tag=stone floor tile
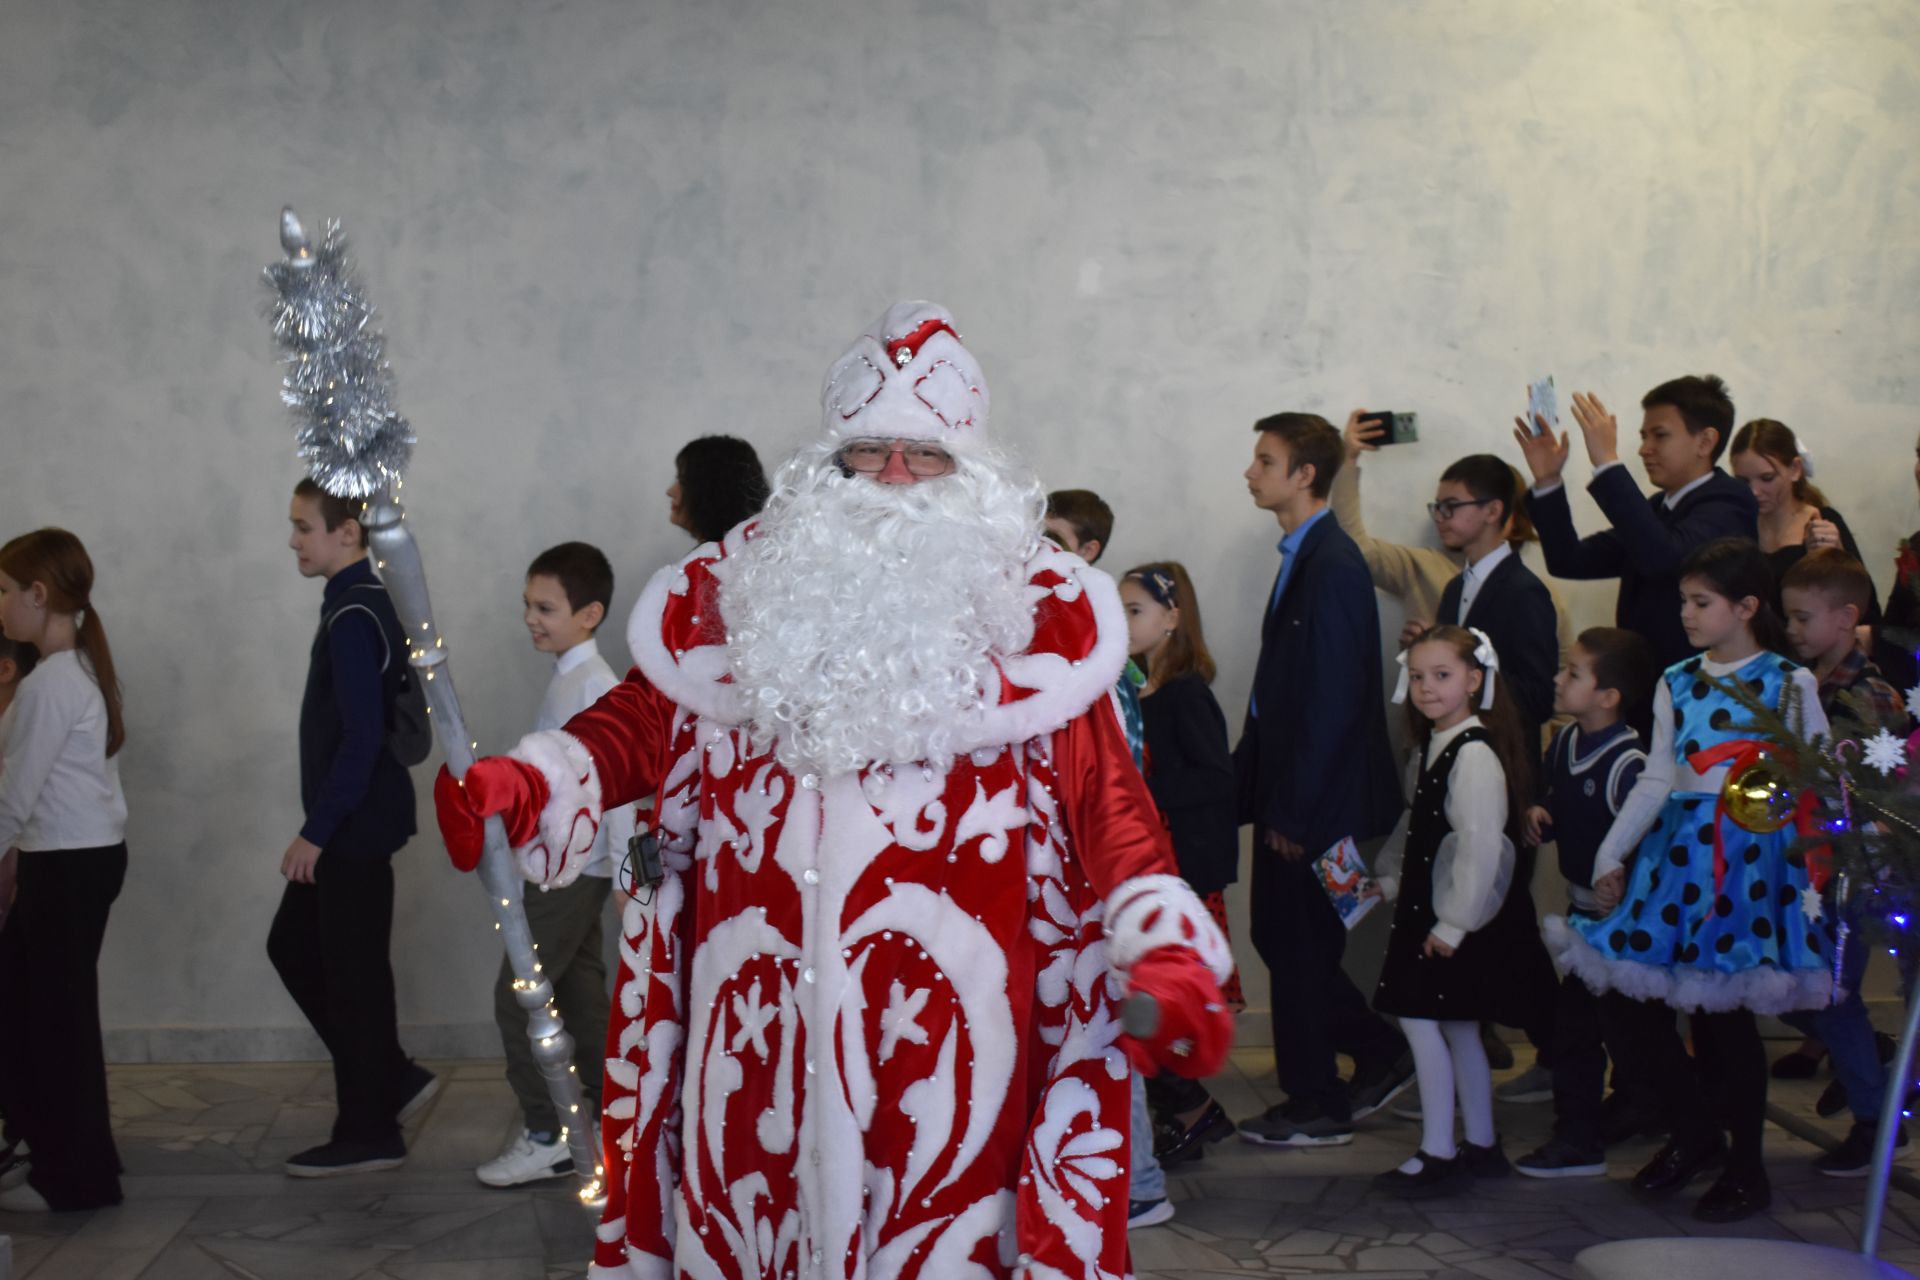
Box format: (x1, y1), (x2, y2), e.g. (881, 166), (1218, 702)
(124, 1237), (237, 1279)
(387, 1261), (544, 1280)
(196, 1236), (398, 1279)
(1355, 1243), (1438, 1269)
(25, 1199), (201, 1280)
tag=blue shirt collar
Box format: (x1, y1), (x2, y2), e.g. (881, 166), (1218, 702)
(1277, 505), (1330, 556)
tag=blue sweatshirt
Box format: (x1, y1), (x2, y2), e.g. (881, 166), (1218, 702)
(299, 558), (417, 858)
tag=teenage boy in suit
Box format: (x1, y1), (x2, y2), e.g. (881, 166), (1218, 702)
(1516, 375), (1758, 671)
(1234, 413), (1411, 1147)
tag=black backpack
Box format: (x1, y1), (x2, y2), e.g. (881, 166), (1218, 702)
(326, 583), (435, 767)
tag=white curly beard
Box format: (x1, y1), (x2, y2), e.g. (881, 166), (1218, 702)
(712, 439), (1046, 778)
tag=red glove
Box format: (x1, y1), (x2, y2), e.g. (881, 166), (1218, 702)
(433, 758), (549, 873)
(1118, 946), (1233, 1078)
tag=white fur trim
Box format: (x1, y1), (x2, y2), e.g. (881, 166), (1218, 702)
(627, 531), (1129, 757)
(507, 729), (604, 889)
(1102, 874), (1234, 984)
(1543, 914), (1832, 1015)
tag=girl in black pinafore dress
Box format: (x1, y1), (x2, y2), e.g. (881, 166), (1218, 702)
(1371, 626), (1538, 1199)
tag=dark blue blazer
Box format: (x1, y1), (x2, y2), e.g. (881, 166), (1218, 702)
(1233, 514), (1403, 853)
(1525, 466), (1757, 670)
(1439, 551), (1559, 753)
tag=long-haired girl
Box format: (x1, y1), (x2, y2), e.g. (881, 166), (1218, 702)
(1371, 625), (1537, 1197)
(0, 528), (129, 1212)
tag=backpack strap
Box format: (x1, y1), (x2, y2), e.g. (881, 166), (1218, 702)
(327, 583), (406, 676)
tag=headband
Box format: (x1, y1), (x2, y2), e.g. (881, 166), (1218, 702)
(1392, 626), (1501, 711)
(1127, 569), (1179, 611)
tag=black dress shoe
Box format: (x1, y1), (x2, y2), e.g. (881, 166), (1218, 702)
(1692, 1164), (1771, 1222)
(1631, 1136), (1726, 1199)
(1154, 1100), (1236, 1165)
(1373, 1150), (1473, 1199)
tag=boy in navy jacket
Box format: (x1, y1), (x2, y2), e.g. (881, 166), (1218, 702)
(1516, 376), (1758, 671)
(1234, 413), (1409, 1147)
(268, 479), (431, 1177)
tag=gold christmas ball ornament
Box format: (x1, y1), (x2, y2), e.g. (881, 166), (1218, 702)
(1722, 755), (1797, 833)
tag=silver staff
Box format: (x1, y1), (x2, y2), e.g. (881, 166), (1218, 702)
(262, 207), (602, 1204)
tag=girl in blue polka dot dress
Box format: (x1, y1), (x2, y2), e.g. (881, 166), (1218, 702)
(1547, 538), (1831, 1222)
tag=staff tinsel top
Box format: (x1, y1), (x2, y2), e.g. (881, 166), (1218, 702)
(263, 207), (415, 498)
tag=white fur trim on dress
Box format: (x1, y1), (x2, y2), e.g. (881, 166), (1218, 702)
(1543, 915), (1831, 1016)
(507, 729), (604, 889)
(1102, 874), (1234, 984)
(627, 528), (1130, 758)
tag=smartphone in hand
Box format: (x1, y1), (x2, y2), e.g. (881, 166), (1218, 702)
(1366, 411), (1419, 445)
(1526, 377), (1557, 437)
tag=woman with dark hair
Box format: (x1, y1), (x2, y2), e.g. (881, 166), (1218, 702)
(1729, 419), (1865, 579)
(667, 435), (770, 544)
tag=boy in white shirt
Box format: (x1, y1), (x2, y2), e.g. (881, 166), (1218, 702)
(477, 542), (634, 1187)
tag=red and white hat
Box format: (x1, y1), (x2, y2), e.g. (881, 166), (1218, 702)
(819, 301), (989, 446)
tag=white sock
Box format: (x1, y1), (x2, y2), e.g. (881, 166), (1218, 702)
(1401, 1017), (1457, 1164)
(1441, 1019), (1495, 1148)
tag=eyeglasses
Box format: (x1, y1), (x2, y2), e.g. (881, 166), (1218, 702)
(1427, 497), (1497, 520)
(837, 439), (956, 477)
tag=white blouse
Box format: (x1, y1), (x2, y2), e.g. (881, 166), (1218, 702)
(0, 649), (128, 853)
(1375, 715), (1515, 949)
(1590, 653), (1828, 885)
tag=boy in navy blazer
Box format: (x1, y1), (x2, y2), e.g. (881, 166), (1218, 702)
(1517, 375), (1758, 670)
(1234, 413), (1410, 1147)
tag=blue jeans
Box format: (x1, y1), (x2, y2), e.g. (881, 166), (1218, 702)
(1783, 918), (1884, 1124)
(1129, 1069), (1165, 1201)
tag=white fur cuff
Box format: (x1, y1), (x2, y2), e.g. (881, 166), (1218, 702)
(1103, 874), (1234, 984)
(508, 730), (605, 889)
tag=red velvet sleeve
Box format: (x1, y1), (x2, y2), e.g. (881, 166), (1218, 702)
(561, 666), (678, 809)
(1052, 697), (1182, 895)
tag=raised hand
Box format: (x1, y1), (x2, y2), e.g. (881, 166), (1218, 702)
(1343, 409), (1388, 462)
(1513, 414), (1571, 488)
(1570, 391), (1620, 467)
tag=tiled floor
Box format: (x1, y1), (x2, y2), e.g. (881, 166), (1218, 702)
(2, 1046), (1916, 1278)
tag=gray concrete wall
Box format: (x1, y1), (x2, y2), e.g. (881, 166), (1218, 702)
(0, 0), (1914, 1060)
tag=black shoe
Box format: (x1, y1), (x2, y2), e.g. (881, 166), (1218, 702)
(395, 1062), (441, 1125)
(1630, 1136), (1726, 1199)
(1816, 1078), (1848, 1119)
(1481, 1023), (1515, 1071)
(1373, 1150), (1473, 1199)
(1154, 1100), (1236, 1164)
(1349, 1048), (1417, 1120)
(1692, 1164), (1770, 1222)
(1459, 1137), (1511, 1179)
(1515, 1136), (1607, 1179)
(1815, 1121), (1909, 1178)
(1238, 1099), (1354, 1148)
(1600, 1090), (1667, 1147)
(1771, 1046), (1826, 1080)
(285, 1137), (406, 1178)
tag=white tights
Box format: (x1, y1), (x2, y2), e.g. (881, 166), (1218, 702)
(1400, 1017), (1494, 1167)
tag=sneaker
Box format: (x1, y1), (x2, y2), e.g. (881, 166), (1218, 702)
(1350, 1049), (1417, 1120)
(1494, 1063), (1554, 1104)
(1460, 1137), (1511, 1178)
(1238, 1101), (1354, 1148)
(0, 1180), (51, 1212)
(1373, 1150), (1472, 1199)
(1126, 1197), (1175, 1229)
(476, 1128), (574, 1188)
(285, 1137), (406, 1178)
(0, 1144), (29, 1191)
(1815, 1078), (1849, 1119)
(395, 1063), (441, 1125)
(1391, 1092), (1423, 1121)
(1815, 1121), (1909, 1178)
(1515, 1136), (1607, 1179)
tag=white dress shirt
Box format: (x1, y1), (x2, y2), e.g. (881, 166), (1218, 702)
(0, 650), (128, 853)
(537, 638), (633, 879)
(1374, 715), (1515, 949)
(1452, 542), (1513, 623)
(1590, 653), (1829, 883)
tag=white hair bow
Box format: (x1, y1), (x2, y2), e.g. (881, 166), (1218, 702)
(1391, 626), (1501, 711)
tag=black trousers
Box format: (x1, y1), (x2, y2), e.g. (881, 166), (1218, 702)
(1547, 973), (1608, 1150)
(1600, 993), (1766, 1170)
(1249, 846), (1405, 1119)
(0, 844), (127, 1210)
(266, 854), (412, 1143)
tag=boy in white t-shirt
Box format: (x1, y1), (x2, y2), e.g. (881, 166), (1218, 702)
(477, 542), (634, 1188)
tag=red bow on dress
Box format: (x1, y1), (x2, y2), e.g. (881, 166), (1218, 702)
(1687, 739), (1830, 894)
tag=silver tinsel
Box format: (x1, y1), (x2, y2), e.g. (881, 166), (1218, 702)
(262, 208), (415, 497)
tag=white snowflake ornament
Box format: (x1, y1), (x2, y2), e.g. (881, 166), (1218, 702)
(1862, 727), (1908, 777)
(1801, 886), (1825, 923)
(1907, 684), (1920, 722)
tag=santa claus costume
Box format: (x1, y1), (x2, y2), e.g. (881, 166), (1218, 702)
(436, 303), (1234, 1280)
